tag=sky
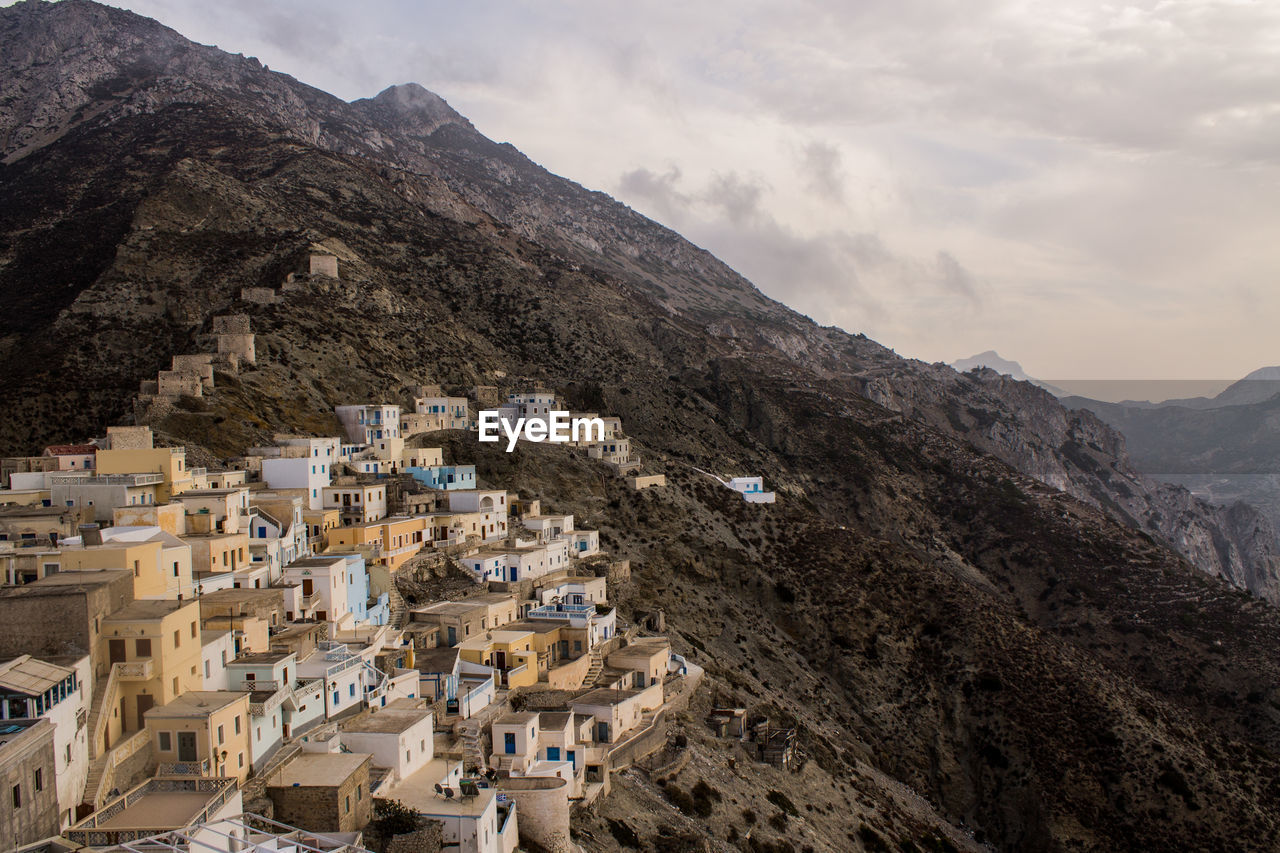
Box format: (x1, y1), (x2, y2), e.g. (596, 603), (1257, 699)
(71, 1), (1280, 382)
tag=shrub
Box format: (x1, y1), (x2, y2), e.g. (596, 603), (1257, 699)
(370, 798), (421, 837)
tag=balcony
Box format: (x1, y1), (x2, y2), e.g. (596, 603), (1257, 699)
(528, 603), (598, 621)
(113, 659), (155, 680)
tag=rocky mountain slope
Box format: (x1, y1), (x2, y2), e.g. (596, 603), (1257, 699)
(6, 2), (1280, 849)
(3, 0), (1274, 605)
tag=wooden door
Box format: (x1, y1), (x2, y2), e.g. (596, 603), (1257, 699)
(177, 731), (198, 762)
(108, 639), (126, 664)
(136, 694), (155, 725)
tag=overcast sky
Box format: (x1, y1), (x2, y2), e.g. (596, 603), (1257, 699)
(94, 0), (1280, 382)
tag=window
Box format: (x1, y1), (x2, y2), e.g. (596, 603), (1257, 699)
(133, 560), (140, 577)
(234, 715), (241, 735)
(34, 768), (42, 792)
(190, 621), (197, 638)
(345, 795), (351, 814)
(356, 784), (362, 801)
(405, 750), (410, 763)
(158, 731), (172, 751)
(12, 784), (20, 807)
(204, 661), (210, 679)
(173, 561), (180, 577)
(217, 725), (224, 745)
(238, 753), (244, 768)
(349, 683), (356, 697)
(172, 677), (179, 693)
(136, 638), (151, 657)
(173, 630), (181, 648)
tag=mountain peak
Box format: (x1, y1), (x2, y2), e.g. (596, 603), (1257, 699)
(951, 350), (1030, 380)
(352, 82), (472, 135)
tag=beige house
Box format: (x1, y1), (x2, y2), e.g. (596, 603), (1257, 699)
(605, 638), (672, 690)
(410, 593), (519, 647)
(99, 599), (204, 744)
(145, 690), (252, 781)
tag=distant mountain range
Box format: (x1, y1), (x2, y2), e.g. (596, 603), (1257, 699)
(954, 351), (1280, 530)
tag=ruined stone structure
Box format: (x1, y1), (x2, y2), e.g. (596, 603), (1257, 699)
(133, 315), (259, 423)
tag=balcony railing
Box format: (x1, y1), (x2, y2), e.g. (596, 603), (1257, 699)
(528, 603), (598, 621)
(113, 659), (155, 680)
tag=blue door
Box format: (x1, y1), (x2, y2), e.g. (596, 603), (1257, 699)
(504, 733), (516, 754)
(547, 746), (560, 761)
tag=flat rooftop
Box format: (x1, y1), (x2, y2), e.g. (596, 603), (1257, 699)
(0, 569), (128, 596)
(505, 619), (565, 635)
(494, 711), (539, 727)
(104, 599), (189, 622)
(610, 637), (671, 659)
(231, 650), (293, 665)
(385, 759), (493, 818)
(571, 687), (646, 707)
(341, 702), (431, 735)
(538, 712), (573, 730)
(414, 647), (458, 673)
(285, 557), (346, 570)
(148, 691), (246, 718)
(92, 792), (213, 830)
(198, 587), (285, 605)
(272, 752), (369, 787)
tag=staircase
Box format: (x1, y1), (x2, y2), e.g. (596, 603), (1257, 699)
(387, 581), (408, 629)
(85, 675), (110, 759)
(458, 722), (488, 774)
(81, 752), (110, 808)
(583, 648), (605, 688)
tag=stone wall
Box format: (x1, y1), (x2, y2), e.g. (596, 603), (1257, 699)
(385, 821), (443, 853)
(217, 333), (256, 367)
(268, 759), (372, 833)
(500, 776), (571, 853)
(212, 314), (251, 335)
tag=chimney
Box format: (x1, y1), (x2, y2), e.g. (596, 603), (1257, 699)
(78, 523), (103, 547)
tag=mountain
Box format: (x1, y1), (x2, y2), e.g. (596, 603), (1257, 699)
(951, 350), (1036, 382)
(1062, 367), (1280, 535)
(952, 350), (1066, 397)
(7, 2), (1280, 849)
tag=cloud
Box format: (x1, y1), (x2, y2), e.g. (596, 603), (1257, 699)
(97, 0), (1280, 379)
(797, 141), (845, 204)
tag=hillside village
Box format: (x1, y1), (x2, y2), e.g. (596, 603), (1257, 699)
(0, 276), (791, 853)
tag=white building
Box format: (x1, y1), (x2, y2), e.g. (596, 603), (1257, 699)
(200, 631), (234, 691)
(323, 484), (388, 526)
(281, 556), (351, 626)
(460, 540), (570, 584)
(445, 491), (508, 542)
(261, 457), (331, 511)
(338, 699), (435, 785)
(335, 405), (402, 445)
(726, 476), (776, 504)
(0, 654), (91, 828)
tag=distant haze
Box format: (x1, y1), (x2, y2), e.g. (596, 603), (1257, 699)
(70, 0), (1280, 381)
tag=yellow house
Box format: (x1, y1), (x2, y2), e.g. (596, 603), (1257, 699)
(457, 629), (538, 689)
(61, 537), (194, 600)
(303, 508), (341, 550)
(100, 600), (204, 738)
(145, 691), (252, 782)
(183, 531), (249, 574)
(327, 516), (428, 572)
(96, 446), (192, 501)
